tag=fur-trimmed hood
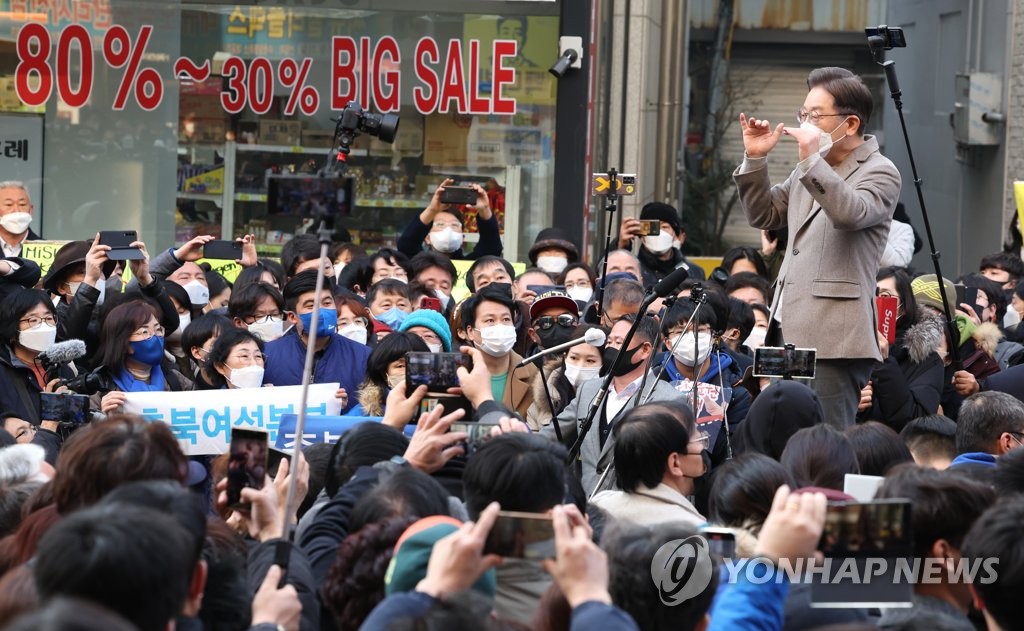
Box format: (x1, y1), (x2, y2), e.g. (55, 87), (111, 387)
(529, 357), (573, 420)
(973, 322), (1003, 358)
(357, 380), (385, 417)
(904, 310), (945, 364)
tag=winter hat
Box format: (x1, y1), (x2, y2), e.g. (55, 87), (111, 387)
(735, 380), (824, 460)
(640, 202), (682, 234)
(911, 274), (957, 315)
(41, 240), (117, 292)
(528, 228), (579, 265)
(384, 516), (497, 597)
(398, 309), (453, 351)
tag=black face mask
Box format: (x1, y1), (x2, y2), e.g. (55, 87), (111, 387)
(537, 325), (575, 350)
(602, 345), (643, 377)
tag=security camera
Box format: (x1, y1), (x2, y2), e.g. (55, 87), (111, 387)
(549, 36), (583, 78)
(549, 50), (579, 78)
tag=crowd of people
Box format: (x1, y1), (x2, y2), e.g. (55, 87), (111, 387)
(0, 65), (1021, 631)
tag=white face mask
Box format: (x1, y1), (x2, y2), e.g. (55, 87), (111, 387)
(743, 327), (768, 350)
(69, 280), (107, 306)
(672, 239), (682, 250)
(800, 119), (848, 157)
(477, 324), (517, 357)
(671, 332), (713, 367)
(19, 322), (57, 352)
(248, 316), (284, 342)
(333, 262), (346, 280)
(642, 230), (674, 255)
(182, 279), (209, 306)
(564, 363), (601, 388)
(431, 227), (464, 253)
(536, 255), (568, 275)
(435, 288), (451, 310)
(0, 211), (32, 235)
(426, 342), (442, 354)
(167, 312), (191, 342)
(386, 372), (405, 389)
(338, 323), (368, 346)
(567, 286), (593, 303)
(228, 364), (265, 389)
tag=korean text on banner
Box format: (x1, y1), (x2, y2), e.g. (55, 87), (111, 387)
(123, 383), (341, 455)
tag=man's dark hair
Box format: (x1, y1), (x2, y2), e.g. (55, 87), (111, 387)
(878, 464), (995, 560)
(200, 517), (251, 631)
(0, 480), (42, 537)
(961, 496), (1024, 630)
(993, 446), (1024, 497)
(955, 391), (1024, 455)
(465, 256), (515, 292)
(5, 597), (137, 631)
(369, 248), (411, 277)
(180, 313), (232, 362)
(300, 442), (335, 518)
(228, 282), (284, 322)
(363, 332), (428, 392)
(807, 66), (873, 135)
(282, 269), (336, 313)
(204, 327), (266, 389)
(234, 259), (286, 293)
(34, 504), (195, 631)
(409, 251), (458, 287)
(613, 402), (695, 493)
(52, 415), (187, 514)
(844, 421), (914, 476)
(708, 453), (787, 532)
(366, 278), (411, 308)
(161, 279), (193, 315)
(463, 433), (567, 519)
(458, 285), (516, 331)
(900, 414), (958, 464)
(750, 302), (770, 324)
(780, 424), (860, 490)
(324, 423), (409, 497)
(660, 297), (717, 336)
(979, 251), (1024, 281)
(726, 297), (755, 342)
(98, 479), (206, 570)
(603, 278), (644, 312)
(349, 467), (453, 533)
(721, 246), (769, 279)
(280, 234), (322, 278)
(604, 523), (719, 631)
(959, 272), (1007, 323)
(724, 272), (770, 304)
(619, 313), (661, 346)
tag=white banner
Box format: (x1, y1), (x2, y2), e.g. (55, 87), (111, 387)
(123, 383), (342, 455)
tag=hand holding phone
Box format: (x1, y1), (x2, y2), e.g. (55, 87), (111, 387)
(227, 428), (269, 508)
(204, 239), (244, 261)
(484, 511), (556, 559)
(439, 186), (478, 206)
(98, 230), (144, 261)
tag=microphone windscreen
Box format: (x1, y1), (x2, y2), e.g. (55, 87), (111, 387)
(584, 328), (607, 346)
(652, 266), (690, 298)
(39, 339), (87, 365)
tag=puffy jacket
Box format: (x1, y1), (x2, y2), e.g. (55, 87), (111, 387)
(262, 329), (370, 414)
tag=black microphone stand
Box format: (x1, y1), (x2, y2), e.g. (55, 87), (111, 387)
(868, 28), (961, 368)
(710, 336), (733, 461)
(594, 168), (620, 320)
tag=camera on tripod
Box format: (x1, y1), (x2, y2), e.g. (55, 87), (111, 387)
(333, 102), (400, 153)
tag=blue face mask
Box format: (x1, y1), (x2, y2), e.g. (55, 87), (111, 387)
(130, 335), (165, 366)
(298, 308), (338, 339)
(376, 307), (408, 330)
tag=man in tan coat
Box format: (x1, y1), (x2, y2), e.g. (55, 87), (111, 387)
(734, 66), (902, 428)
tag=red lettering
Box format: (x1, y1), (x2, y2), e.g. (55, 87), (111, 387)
(467, 40), (489, 115)
(413, 37), (438, 114)
(331, 36), (356, 110)
(438, 39), (466, 114)
(359, 36), (370, 109)
(373, 36), (400, 112)
(492, 39), (517, 115)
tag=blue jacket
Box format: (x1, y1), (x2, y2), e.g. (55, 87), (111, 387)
(708, 563), (788, 631)
(949, 452), (997, 469)
(262, 329), (370, 414)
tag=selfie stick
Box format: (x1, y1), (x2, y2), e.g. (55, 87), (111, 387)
(593, 167), (620, 320)
(867, 27), (961, 368)
(566, 267), (689, 465)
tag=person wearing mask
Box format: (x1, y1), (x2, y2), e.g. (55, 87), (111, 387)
(512, 268), (555, 306)
(616, 202), (706, 288)
(40, 236), (116, 352)
(527, 228), (580, 277)
(539, 315), (679, 494)
(949, 391), (1024, 471)
(366, 279), (413, 332)
(527, 323), (605, 430)
(396, 178), (502, 260)
(94, 300), (192, 415)
(408, 251), (457, 316)
(349, 332), (430, 418)
(334, 290), (373, 347)
(139, 233), (256, 303)
(658, 299), (751, 465)
(203, 328), (267, 389)
(262, 270), (370, 412)
(179, 313), (232, 390)
(228, 282), (286, 343)
(398, 309), (452, 353)
(203, 268), (232, 313)
(457, 284), (537, 420)
(525, 290), (580, 356)
(0, 182), (38, 258)
(557, 262), (598, 307)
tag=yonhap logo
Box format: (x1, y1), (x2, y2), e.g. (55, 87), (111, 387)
(650, 535), (714, 605)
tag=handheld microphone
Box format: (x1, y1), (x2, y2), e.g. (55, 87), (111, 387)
(38, 339), (87, 370)
(516, 328), (607, 368)
(651, 266), (690, 298)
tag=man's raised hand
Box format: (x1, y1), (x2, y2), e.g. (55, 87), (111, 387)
(739, 113), (785, 159)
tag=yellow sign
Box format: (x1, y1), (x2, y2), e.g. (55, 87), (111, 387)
(1014, 181), (1024, 240)
(182, 167), (225, 195)
(591, 173), (637, 196)
(20, 240), (68, 279)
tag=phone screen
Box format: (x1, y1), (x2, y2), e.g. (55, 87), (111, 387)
(406, 352), (469, 396)
(818, 499), (912, 558)
(449, 422), (498, 456)
(752, 346), (816, 379)
(484, 511), (556, 559)
(39, 392), (89, 424)
(701, 529), (737, 559)
(226, 428), (269, 508)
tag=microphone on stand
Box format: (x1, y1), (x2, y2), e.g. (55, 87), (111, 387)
(516, 328), (607, 368)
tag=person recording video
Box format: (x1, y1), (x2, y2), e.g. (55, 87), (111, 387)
(734, 66), (901, 429)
